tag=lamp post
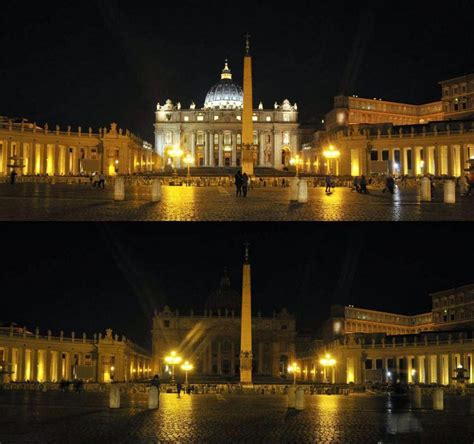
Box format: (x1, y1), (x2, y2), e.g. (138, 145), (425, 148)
(183, 154), (195, 184)
(181, 361), (193, 387)
(323, 146), (341, 175)
(288, 362), (301, 386)
(290, 155), (304, 178)
(320, 354), (336, 384)
(168, 147), (184, 177)
(164, 351), (182, 383)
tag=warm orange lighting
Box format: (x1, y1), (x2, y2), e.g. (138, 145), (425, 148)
(323, 146), (341, 159)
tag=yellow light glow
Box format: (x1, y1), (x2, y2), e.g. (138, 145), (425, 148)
(323, 146), (341, 159)
(168, 147), (184, 159)
(165, 351), (182, 365)
(183, 155), (195, 166)
(320, 354), (336, 367)
(181, 361), (193, 372)
(288, 362), (301, 374)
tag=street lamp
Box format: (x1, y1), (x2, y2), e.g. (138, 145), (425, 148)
(181, 361), (193, 387)
(183, 154), (195, 183)
(323, 146), (341, 175)
(168, 147), (184, 177)
(164, 351), (182, 382)
(290, 155), (304, 177)
(288, 362), (301, 386)
(320, 354), (336, 384)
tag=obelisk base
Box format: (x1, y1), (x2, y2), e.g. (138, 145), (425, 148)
(240, 353), (253, 390)
(241, 146), (254, 177)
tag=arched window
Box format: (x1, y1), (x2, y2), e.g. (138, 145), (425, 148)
(237, 134), (242, 145)
(197, 133), (204, 145)
(224, 132), (232, 146)
(214, 134), (219, 145)
(283, 132), (290, 145)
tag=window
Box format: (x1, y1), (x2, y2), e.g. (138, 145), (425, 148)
(184, 116), (189, 122)
(166, 132), (173, 144)
(197, 115), (204, 122)
(252, 115), (258, 122)
(214, 116), (219, 121)
(365, 360), (373, 370)
(236, 116), (242, 121)
(237, 134), (242, 145)
(281, 325), (288, 330)
(371, 151), (379, 161)
(376, 359), (383, 370)
(164, 320), (170, 328)
(382, 150), (389, 161)
(214, 134), (219, 145)
(283, 114), (290, 122)
(283, 132), (290, 145)
(266, 116), (272, 122)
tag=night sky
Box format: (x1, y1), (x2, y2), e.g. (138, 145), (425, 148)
(2, 223), (472, 349)
(2, 0), (474, 142)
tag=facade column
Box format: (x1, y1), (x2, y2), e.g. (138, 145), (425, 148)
(437, 355), (443, 385)
(461, 143), (468, 175)
(217, 342), (222, 375)
(258, 342), (264, 374)
(218, 132), (224, 167)
(204, 133), (209, 166)
(259, 133), (265, 166)
(191, 132), (196, 158)
(209, 132), (214, 167)
(407, 356), (413, 383)
(230, 342), (235, 376)
(448, 353), (454, 387)
(232, 134), (237, 167)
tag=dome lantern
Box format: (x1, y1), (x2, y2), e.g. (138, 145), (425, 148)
(204, 60), (243, 110)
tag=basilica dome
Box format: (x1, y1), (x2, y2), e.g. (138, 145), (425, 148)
(205, 269), (241, 312)
(204, 62), (243, 110)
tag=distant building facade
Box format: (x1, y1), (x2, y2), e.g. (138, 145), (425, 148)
(297, 283), (474, 387)
(152, 270), (297, 380)
(0, 326), (151, 384)
(302, 73), (474, 177)
(154, 62), (309, 170)
(0, 119), (160, 177)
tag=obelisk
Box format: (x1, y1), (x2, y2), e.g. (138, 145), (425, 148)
(240, 243), (253, 387)
(241, 34), (255, 176)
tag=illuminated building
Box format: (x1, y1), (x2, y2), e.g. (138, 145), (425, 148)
(0, 326), (151, 383)
(302, 73), (474, 177)
(152, 258), (296, 380)
(298, 283), (474, 386)
(0, 120), (159, 177)
(154, 59), (304, 171)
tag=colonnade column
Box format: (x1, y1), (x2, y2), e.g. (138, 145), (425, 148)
(448, 145), (455, 177)
(435, 145), (442, 176)
(204, 133), (209, 166)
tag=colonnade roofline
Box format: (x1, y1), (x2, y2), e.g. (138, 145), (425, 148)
(343, 305), (432, 320)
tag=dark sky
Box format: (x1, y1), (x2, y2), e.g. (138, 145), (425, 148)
(1, 1), (474, 142)
(2, 223), (472, 349)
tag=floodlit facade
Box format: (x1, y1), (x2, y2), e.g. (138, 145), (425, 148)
(302, 73), (474, 177)
(0, 119), (160, 177)
(0, 326), (151, 383)
(154, 62), (305, 170)
(298, 283), (474, 386)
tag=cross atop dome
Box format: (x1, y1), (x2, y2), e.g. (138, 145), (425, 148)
(221, 60), (232, 80)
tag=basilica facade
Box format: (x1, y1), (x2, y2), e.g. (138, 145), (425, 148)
(152, 270), (297, 380)
(154, 62), (304, 170)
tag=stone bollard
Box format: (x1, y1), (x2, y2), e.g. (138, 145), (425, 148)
(289, 178), (299, 202)
(287, 386), (296, 409)
(444, 180), (456, 204)
(413, 386), (422, 409)
(148, 387), (159, 410)
(295, 387), (306, 411)
(151, 180), (162, 202)
(114, 177), (125, 201)
(109, 384), (121, 409)
(432, 388), (444, 411)
(420, 177), (432, 202)
(297, 180), (308, 204)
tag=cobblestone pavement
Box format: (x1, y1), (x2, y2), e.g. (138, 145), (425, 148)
(0, 183), (473, 221)
(0, 391), (473, 443)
